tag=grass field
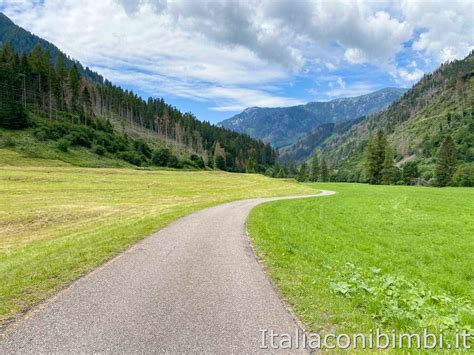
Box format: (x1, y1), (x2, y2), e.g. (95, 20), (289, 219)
(0, 149), (315, 326)
(248, 183), (473, 346)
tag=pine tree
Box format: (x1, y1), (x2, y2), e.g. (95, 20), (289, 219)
(297, 162), (308, 182)
(320, 158), (329, 182)
(245, 156), (256, 173)
(381, 145), (397, 184)
(435, 135), (457, 186)
(276, 168), (285, 178)
(0, 54), (28, 129)
(55, 53), (67, 78)
(68, 64), (80, 111)
(364, 130), (386, 184)
(309, 153), (319, 182)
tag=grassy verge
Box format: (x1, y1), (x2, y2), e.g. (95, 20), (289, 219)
(247, 183), (473, 349)
(0, 149), (315, 325)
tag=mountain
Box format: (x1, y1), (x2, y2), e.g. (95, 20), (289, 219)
(0, 13), (277, 172)
(218, 88), (407, 148)
(311, 52), (474, 183)
(279, 116), (366, 163)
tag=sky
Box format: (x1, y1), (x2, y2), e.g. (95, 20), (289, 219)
(1, 0), (473, 123)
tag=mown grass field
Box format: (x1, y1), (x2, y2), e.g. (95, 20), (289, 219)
(0, 149), (315, 325)
(248, 183), (473, 347)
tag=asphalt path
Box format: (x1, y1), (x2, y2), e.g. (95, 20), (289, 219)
(0, 190), (335, 353)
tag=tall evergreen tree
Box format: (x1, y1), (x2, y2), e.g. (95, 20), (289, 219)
(309, 153), (319, 182)
(68, 64), (80, 110)
(381, 145), (397, 184)
(0, 51), (28, 128)
(320, 158), (329, 182)
(435, 135), (457, 186)
(276, 168), (285, 178)
(364, 130), (387, 184)
(297, 162), (308, 182)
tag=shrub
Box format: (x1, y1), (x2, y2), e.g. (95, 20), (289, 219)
(401, 161), (420, 185)
(68, 129), (92, 148)
(190, 154), (205, 169)
(152, 147), (171, 166)
(93, 145), (106, 156)
(133, 139), (152, 159)
(451, 163), (474, 187)
(118, 151), (142, 166)
(57, 138), (70, 152)
(264, 167), (274, 177)
(33, 128), (48, 141)
(214, 155), (226, 170)
(167, 154), (179, 168)
(0, 134), (16, 148)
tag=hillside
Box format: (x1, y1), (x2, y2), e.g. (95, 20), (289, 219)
(316, 52), (474, 183)
(0, 14), (276, 172)
(219, 88), (407, 147)
(279, 116), (365, 163)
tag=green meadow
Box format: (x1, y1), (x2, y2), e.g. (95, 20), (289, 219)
(0, 149), (314, 325)
(248, 183), (473, 346)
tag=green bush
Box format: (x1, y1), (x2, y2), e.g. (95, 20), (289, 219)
(167, 154), (179, 168)
(451, 163), (474, 187)
(33, 128), (48, 141)
(401, 161), (420, 185)
(57, 138), (71, 152)
(67, 129), (92, 148)
(264, 167), (274, 177)
(133, 139), (152, 159)
(152, 147), (171, 166)
(93, 145), (106, 156)
(118, 151), (142, 166)
(190, 154), (205, 169)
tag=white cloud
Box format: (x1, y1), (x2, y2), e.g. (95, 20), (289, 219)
(1, 0), (472, 113)
(345, 48), (367, 64)
(401, 0), (474, 62)
(398, 68), (424, 82)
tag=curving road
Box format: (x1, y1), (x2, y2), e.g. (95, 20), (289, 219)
(0, 190), (335, 353)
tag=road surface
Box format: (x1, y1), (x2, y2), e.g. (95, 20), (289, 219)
(0, 190), (335, 353)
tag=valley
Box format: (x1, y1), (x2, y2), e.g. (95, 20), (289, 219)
(0, 4), (472, 353)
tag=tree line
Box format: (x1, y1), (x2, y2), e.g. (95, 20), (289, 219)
(0, 43), (277, 172)
(362, 130), (468, 187)
(287, 129), (471, 187)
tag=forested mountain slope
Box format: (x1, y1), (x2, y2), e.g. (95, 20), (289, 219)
(219, 88), (406, 148)
(0, 14), (276, 172)
(319, 52), (473, 182)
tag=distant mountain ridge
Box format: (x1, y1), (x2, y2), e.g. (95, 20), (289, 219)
(219, 87), (407, 148)
(302, 52), (474, 183)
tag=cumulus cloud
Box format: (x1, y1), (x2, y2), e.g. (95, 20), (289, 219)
(398, 68), (424, 82)
(402, 0), (474, 62)
(1, 0), (472, 115)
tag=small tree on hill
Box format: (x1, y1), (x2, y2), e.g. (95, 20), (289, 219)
(297, 162), (308, 182)
(435, 135), (457, 186)
(309, 153), (319, 182)
(320, 158), (329, 182)
(364, 130), (387, 184)
(276, 168), (285, 178)
(381, 145), (397, 184)
(401, 161), (420, 185)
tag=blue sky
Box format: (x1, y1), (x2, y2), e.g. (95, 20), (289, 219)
(1, 0), (472, 123)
